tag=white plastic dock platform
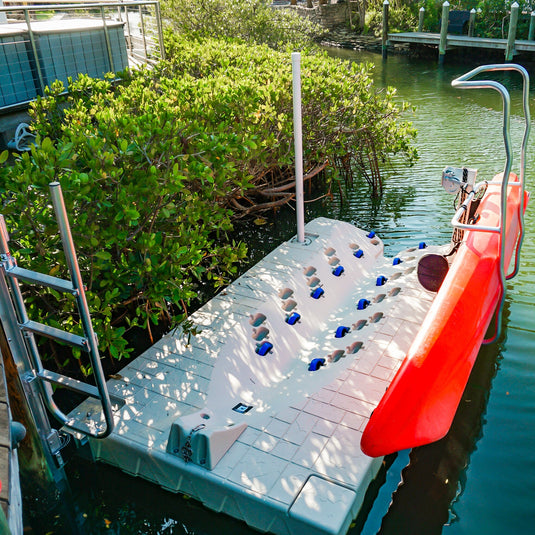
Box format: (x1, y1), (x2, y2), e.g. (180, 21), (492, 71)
(67, 217), (446, 535)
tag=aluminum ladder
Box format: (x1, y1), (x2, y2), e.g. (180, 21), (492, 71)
(0, 182), (117, 456)
(450, 64), (530, 344)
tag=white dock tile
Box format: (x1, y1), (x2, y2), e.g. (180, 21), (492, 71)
(292, 433), (329, 468)
(304, 399), (345, 424)
(268, 464), (310, 505)
(340, 412), (366, 431)
(211, 442), (250, 479)
(379, 317), (403, 337)
(289, 476), (356, 534)
(284, 412), (318, 445)
(338, 371), (389, 406)
(253, 433), (278, 453)
(310, 388), (335, 403)
(271, 440), (299, 461)
(378, 354), (400, 370)
(265, 418), (291, 438)
(313, 427), (369, 486)
(313, 419), (337, 437)
(331, 391), (376, 418)
(371, 365), (392, 381)
(237, 427), (261, 446)
(133, 394), (196, 432)
(274, 406), (300, 424)
(324, 377), (344, 392)
(227, 448), (287, 495)
(352, 341), (385, 374)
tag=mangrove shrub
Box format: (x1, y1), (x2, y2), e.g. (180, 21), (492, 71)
(161, 0), (325, 50)
(0, 37), (416, 372)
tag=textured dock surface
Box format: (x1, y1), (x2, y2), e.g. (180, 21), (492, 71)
(68, 218), (446, 535)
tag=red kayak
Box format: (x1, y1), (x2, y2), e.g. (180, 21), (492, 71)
(361, 173), (529, 457)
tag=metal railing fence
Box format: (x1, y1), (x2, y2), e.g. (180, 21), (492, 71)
(0, 1), (165, 112)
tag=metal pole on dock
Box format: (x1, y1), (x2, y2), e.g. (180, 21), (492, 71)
(439, 1), (450, 65)
(418, 7), (424, 32)
(506, 2), (519, 62)
(468, 8), (476, 37)
(292, 52), (305, 244)
(529, 11), (535, 41)
(382, 0), (389, 59)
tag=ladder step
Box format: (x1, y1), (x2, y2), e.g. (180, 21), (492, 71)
(39, 369), (125, 408)
(21, 320), (88, 349)
(6, 266), (77, 294)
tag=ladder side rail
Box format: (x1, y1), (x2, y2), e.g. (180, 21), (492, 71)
(0, 256), (112, 438)
(1, 216), (85, 427)
(0, 217), (48, 378)
(49, 182), (114, 438)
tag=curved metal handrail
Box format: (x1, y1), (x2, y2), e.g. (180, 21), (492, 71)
(451, 64), (530, 344)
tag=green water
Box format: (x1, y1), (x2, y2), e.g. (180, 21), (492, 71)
(23, 52), (535, 534)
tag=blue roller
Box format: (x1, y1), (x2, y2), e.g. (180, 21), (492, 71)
(357, 298), (370, 310)
(335, 326), (350, 338)
(367, 231), (376, 238)
(393, 257), (402, 265)
(286, 312), (301, 325)
(308, 358), (325, 371)
(311, 287), (324, 299)
(354, 249), (364, 259)
(419, 241), (427, 249)
(376, 275), (388, 286)
(332, 265), (345, 277)
(255, 341), (273, 356)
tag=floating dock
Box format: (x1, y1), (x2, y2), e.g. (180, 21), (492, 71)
(67, 217), (447, 535)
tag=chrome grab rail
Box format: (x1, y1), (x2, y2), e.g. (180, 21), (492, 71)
(451, 64), (530, 344)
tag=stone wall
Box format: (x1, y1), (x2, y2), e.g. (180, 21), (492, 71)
(290, 3), (349, 30)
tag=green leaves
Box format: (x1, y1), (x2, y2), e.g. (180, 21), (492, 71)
(0, 33), (416, 375)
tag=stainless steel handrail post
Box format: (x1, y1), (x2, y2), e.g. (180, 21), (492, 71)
(100, 5), (115, 73)
(451, 64), (530, 344)
(139, 4), (148, 60)
(155, 0), (165, 61)
(24, 9), (46, 95)
(124, 5), (133, 55)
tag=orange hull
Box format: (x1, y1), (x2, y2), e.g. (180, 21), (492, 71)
(361, 174), (529, 457)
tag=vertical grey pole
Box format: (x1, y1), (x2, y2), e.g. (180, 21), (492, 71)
(418, 7), (424, 32)
(506, 2), (519, 62)
(124, 6), (133, 55)
(101, 6), (115, 73)
(291, 53), (305, 244)
(529, 11), (535, 41)
(139, 5), (148, 60)
(155, 1), (166, 61)
(439, 1), (450, 65)
(25, 9), (46, 94)
(382, 0), (389, 60)
(468, 8), (476, 37)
